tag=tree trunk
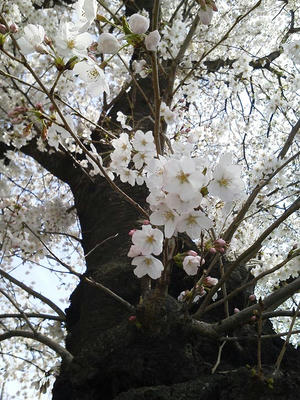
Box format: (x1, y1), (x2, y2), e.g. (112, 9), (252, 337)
(51, 168), (300, 400)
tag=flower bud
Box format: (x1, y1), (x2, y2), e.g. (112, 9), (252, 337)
(9, 24), (18, 33)
(142, 220), (150, 225)
(249, 294), (256, 302)
(35, 103), (43, 111)
(215, 238), (226, 247)
(128, 315), (136, 322)
(88, 41), (98, 52)
(0, 24), (7, 34)
(209, 247), (217, 254)
(145, 30), (160, 51)
(44, 36), (52, 46)
(234, 308), (240, 314)
(129, 229), (137, 236)
(98, 33), (120, 54)
(250, 315), (257, 322)
(187, 250), (198, 257)
(204, 276), (218, 287)
(128, 13), (150, 34)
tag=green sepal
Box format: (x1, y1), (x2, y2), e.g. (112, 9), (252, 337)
(65, 56), (79, 70)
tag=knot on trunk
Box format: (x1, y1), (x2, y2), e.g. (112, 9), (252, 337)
(136, 292), (183, 336)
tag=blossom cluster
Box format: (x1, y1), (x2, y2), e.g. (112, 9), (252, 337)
(105, 129), (245, 279)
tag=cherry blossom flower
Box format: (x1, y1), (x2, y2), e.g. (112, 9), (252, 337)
(111, 132), (132, 153)
(119, 168), (137, 186)
(17, 24), (46, 55)
(132, 130), (156, 153)
(177, 210), (213, 239)
(132, 255), (164, 279)
(98, 33), (120, 54)
(132, 224), (163, 256)
(145, 30), (161, 51)
(163, 157), (204, 201)
(150, 204), (179, 238)
(55, 22), (93, 58)
(116, 112), (132, 131)
(163, 108), (177, 125)
(132, 151), (152, 170)
(75, 0), (97, 33)
(132, 59), (148, 78)
(127, 244), (142, 257)
(110, 150), (131, 170)
(73, 60), (109, 97)
(208, 153), (244, 202)
(183, 255), (204, 275)
(165, 192), (200, 214)
(128, 13), (150, 34)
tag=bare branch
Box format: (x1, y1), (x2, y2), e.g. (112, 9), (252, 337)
(0, 330), (73, 363)
(0, 268), (66, 319)
(0, 313), (65, 321)
(212, 276), (300, 335)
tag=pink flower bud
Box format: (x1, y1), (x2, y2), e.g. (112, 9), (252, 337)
(234, 308), (240, 314)
(88, 42), (98, 52)
(217, 247), (225, 254)
(209, 247), (217, 254)
(215, 238), (226, 247)
(44, 36), (52, 45)
(14, 106), (28, 113)
(204, 276), (218, 287)
(11, 117), (22, 124)
(187, 250), (198, 257)
(251, 316), (257, 322)
(249, 294), (256, 302)
(128, 315), (136, 322)
(142, 220), (150, 225)
(0, 24), (7, 34)
(9, 24), (18, 33)
(35, 103), (43, 111)
(128, 229), (137, 236)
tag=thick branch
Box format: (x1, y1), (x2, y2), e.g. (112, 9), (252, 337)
(278, 117), (300, 159)
(213, 276), (300, 335)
